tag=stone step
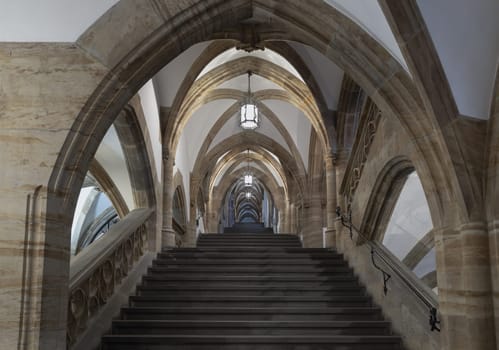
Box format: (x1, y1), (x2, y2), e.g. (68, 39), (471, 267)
(157, 251), (343, 259)
(152, 258), (347, 266)
(120, 306), (384, 321)
(196, 238), (300, 243)
(136, 284), (366, 297)
(142, 274), (360, 286)
(198, 242), (301, 249)
(164, 247), (332, 253)
(147, 265), (352, 274)
(111, 320), (392, 336)
(128, 295), (372, 308)
(101, 335), (403, 350)
(143, 272), (355, 280)
(100, 236), (403, 350)
(197, 235), (299, 240)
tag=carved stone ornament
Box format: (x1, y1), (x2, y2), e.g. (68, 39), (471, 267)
(344, 100), (381, 205)
(67, 224), (147, 347)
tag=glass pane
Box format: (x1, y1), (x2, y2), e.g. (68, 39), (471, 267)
(383, 172), (433, 260)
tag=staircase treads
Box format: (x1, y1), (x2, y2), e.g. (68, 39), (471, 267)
(129, 295), (371, 308)
(142, 274), (359, 283)
(153, 254), (347, 265)
(136, 284), (365, 297)
(101, 235), (404, 349)
(198, 235), (300, 243)
(158, 252), (343, 260)
(164, 247), (334, 253)
(147, 265), (352, 273)
(153, 261), (346, 267)
(101, 335), (403, 350)
(111, 320), (392, 335)
(121, 306), (384, 321)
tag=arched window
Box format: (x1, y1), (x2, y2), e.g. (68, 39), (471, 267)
(70, 173), (120, 255)
(381, 171), (437, 292)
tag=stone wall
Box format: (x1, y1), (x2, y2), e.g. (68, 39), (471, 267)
(337, 112), (440, 350)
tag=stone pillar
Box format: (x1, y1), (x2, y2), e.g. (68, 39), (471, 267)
(435, 221), (496, 350)
(0, 43), (109, 349)
(205, 197), (219, 233)
(489, 219), (499, 347)
(161, 152), (176, 248)
(301, 195), (323, 248)
(289, 202), (297, 234)
(184, 176), (201, 247)
(333, 149), (349, 248)
(324, 154), (337, 247)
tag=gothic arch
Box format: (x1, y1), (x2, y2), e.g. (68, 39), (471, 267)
(359, 156), (415, 242)
(194, 133), (306, 198)
(41, 2), (478, 344)
(51, 0), (471, 237)
(163, 40), (332, 154)
(115, 106), (157, 209)
(88, 159), (129, 218)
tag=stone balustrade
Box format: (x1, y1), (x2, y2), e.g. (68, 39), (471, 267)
(66, 208), (153, 347)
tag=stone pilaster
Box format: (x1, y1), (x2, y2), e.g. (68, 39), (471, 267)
(325, 153), (337, 247)
(334, 149), (350, 246)
(0, 43), (109, 349)
(205, 196), (220, 233)
(301, 195), (323, 248)
(278, 200), (290, 233)
(435, 222), (496, 350)
(161, 152), (176, 248)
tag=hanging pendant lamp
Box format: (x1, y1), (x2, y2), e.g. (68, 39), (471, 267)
(244, 149), (253, 186)
(240, 71), (259, 130)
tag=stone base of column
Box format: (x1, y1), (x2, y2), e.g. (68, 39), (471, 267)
(161, 228), (176, 248)
(325, 228), (337, 248)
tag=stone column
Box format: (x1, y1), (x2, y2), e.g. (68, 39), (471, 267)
(161, 151), (176, 248)
(489, 219), (499, 346)
(333, 149), (349, 248)
(324, 153), (337, 247)
(289, 202), (297, 234)
(277, 200), (289, 233)
(184, 176), (201, 247)
(205, 197), (219, 233)
(435, 221), (496, 350)
(301, 194), (323, 248)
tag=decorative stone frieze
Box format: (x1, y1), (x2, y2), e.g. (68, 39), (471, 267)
(67, 215), (149, 347)
(341, 99), (382, 206)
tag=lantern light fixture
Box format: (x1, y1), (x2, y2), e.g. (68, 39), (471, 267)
(240, 71), (259, 130)
(244, 149), (253, 186)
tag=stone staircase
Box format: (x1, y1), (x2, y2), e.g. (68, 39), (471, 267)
(224, 222), (274, 234)
(101, 233), (404, 349)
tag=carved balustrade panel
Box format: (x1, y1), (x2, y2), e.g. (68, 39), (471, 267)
(342, 99), (382, 206)
(67, 224), (147, 347)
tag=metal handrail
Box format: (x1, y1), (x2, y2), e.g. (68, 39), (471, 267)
(336, 206), (441, 332)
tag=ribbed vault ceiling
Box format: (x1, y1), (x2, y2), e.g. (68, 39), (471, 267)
(162, 42), (335, 221)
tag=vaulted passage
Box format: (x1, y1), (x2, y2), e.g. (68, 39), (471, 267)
(102, 232), (403, 350)
(1, 1), (498, 350)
